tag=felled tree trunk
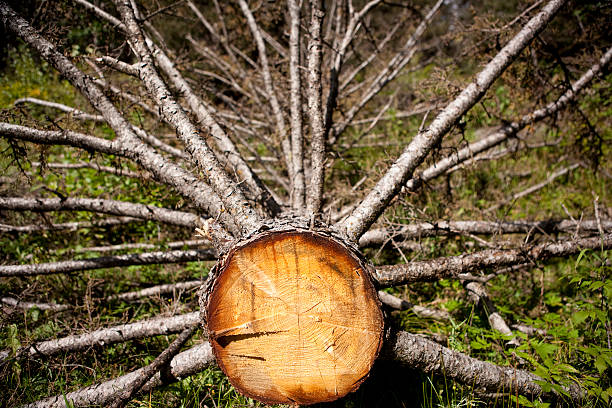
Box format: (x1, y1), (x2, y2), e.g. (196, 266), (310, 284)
(200, 229), (384, 405)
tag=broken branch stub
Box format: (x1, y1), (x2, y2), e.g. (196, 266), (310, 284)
(200, 230), (384, 405)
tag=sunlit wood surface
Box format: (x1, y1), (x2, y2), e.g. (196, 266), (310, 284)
(206, 231), (384, 405)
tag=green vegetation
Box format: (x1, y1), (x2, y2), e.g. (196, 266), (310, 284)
(1, 1), (611, 407)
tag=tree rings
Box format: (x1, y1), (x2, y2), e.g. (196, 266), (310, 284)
(203, 230), (384, 405)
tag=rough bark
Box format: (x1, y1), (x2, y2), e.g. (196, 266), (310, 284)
(0, 249), (215, 277)
(0, 196), (201, 228)
(109, 326), (197, 408)
(341, 0), (567, 242)
(21, 342), (214, 408)
(404, 46), (611, 193)
(288, 0), (305, 210)
(107, 280), (203, 302)
(0, 217), (139, 233)
(358, 219), (611, 246)
(374, 234), (612, 287)
(112, 0), (262, 235)
(384, 331), (582, 401)
(1, 312), (199, 362)
(0, 3), (239, 237)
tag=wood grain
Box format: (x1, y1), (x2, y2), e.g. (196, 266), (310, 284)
(206, 231), (383, 405)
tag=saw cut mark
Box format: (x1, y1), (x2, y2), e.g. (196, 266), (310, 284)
(206, 231), (384, 405)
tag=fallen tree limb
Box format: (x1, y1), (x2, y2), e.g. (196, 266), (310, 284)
(1, 312), (199, 362)
(403, 47), (611, 194)
(384, 331), (582, 401)
(107, 280), (203, 302)
(21, 342), (214, 408)
(463, 281), (519, 345)
(1, 297), (70, 312)
(340, 0), (567, 241)
(0, 217), (139, 233)
(486, 164), (580, 212)
(23, 327), (582, 407)
(109, 325), (197, 408)
(359, 218), (611, 246)
(0, 197), (201, 228)
(0, 249), (216, 277)
(377, 291), (451, 322)
(30, 161), (144, 179)
(374, 234), (612, 286)
(75, 239), (210, 254)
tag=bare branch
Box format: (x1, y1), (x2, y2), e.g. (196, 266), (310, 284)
(112, 0), (263, 234)
(0, 217), (139, 233)
(463, 281), (519, 345)
(107, 280), (203, 302)
(306, 0), (326, 216)
(374, 234), (612, 287)
(384, 331), (582, 401)
(97, 56), (139, 76)
(30, 161), (144, 179)
(377, 291), (450, 322)
(1, 312), (200, 361)
(21, 342), (213, 408)
(341, 0), (567, 242)
(1, 297), (70, 312)
(288, 0), (305, 209)
(15, 97), (105, 122)
(486, 163), (580, 212)
(76, 239), (209, 254)
(109, 325), (197, 408)
(0, 196), (201, 227)
(0, 3), (239, 237)
(404, 46), (612, 193)
(358, 218), (612, 246)
(0, 248), (216, 277)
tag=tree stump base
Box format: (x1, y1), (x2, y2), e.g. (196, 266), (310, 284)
(201, 230), (384, 405)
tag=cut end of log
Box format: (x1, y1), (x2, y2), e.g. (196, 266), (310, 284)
(203, 230), (384, 405)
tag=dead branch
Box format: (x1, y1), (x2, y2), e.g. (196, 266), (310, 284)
(0, 196), (201, 227)
(374, 233), (612, 287)
(21, 342), (214, 408)
(384, 331), (582, 401)
(30, 161), (144, 179)
(404, 47), (611, 192)
(486, 164), (580, 212)
(359, 218), (611, 246)
(75, 239), (209, 254)
(288, 0), (305, 209)
(14, 97), (104, 122)
(463, 281), (519, 345)
(0, 217), (139, 233)
(1, 312), (199, 362)
(109, 325), (197, 408)
(377, 291), (451, 322)
(0, 249), (215, 277)
(340, 0), (567, 242)
(107, 280), (203, 302)
(306, 0), (326, 216)
(1, 297), (70, 312)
